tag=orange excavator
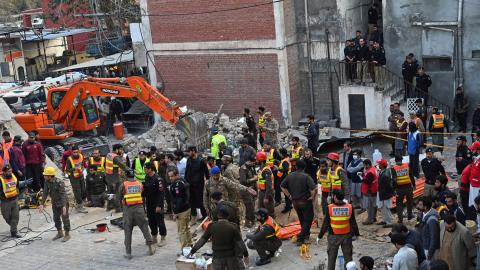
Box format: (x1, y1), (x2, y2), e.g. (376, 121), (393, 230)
(15, 76), (208, 162)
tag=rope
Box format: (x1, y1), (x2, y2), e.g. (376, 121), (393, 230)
(378, 133), (456, 151)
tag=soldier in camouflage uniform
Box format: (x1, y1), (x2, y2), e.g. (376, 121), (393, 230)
(221, 155), (246, 225)
(204, 166), (256, 219)
(240, 157), (258, 228)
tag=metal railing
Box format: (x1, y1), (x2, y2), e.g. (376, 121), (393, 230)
(336, 61), (451, 119)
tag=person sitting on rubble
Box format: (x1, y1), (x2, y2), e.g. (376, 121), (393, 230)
(246, 208), (282, 266)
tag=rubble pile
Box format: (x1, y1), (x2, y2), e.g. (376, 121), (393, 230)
(123, 121), (180, 157)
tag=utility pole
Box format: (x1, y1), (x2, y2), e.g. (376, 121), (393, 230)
(326, 28), (336, 120)
(304, 0), (315, 115)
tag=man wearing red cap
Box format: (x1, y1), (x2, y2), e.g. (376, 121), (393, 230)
(376, 159), (393, 227)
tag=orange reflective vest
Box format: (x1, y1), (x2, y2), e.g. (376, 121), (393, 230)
(277, 158), (291, 178)
(68, 154), (84, 178)
(432, 114), (445, 129)
(105, 153), (119, 175)
(393, 163), (411, 186)
(263, 216), (281, 238)
(89, 157), (106, 173)
(328, 203), (352, 235)
(2, 140), (12, 163)
(328, 166), (342, 190)
(257, 166), (274, 191)
(0, 174), (18, 199)
(261, 148), (275, 166)
(318, 171), (331, 193)
(123, 180), (143, 205)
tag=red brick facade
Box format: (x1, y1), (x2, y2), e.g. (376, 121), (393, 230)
(155, 54), (282, 118)
(148, 0), (275, 43)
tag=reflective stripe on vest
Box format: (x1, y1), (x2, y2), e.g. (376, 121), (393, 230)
(393, 163), (411, 186)
(432, 114), (445, 129)
(89, 157), (105, 172)
(68, 154), (84, 178)
(328, 203), (352, 235)
(134, 158), (150, 182)
(105, 153), (118, 175)
(0, 174), (18, 199)
(318, 171), (331, 193)
(261, 148), (275, 166)
(263, 216), (281, 238)
(257, 166), (273, 191)
(328, 167), (342, 190)
(291, 145), (302, 160)
(258, 114), (265, 127)
(123, 181), (143, 205)
(277, 158), (291, 178)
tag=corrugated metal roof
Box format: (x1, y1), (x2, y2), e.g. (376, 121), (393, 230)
(54, 50), (133, 72)
(13, 28), (95, 41)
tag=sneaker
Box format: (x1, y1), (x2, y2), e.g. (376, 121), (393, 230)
(76, 206), (88, 213)
(255, 258), (272, 266)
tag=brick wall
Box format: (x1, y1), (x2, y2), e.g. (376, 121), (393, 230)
(148, 0), (275, 43)
(154, 54), (282, 119)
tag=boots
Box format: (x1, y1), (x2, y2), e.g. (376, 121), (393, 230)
(76, 204), (88, 213)
(11, 231), (22, 238)
(62, 231), (71, 242)
(148, 244), (156, 255)
(158, 236), (166, 247)
(152, 235), (158, 244)
(52, 230), (64, 241)
(124, 254), (132, 260)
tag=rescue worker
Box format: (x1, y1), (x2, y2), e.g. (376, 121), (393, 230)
(290, 136), (303, 171)
(39, 167), (71, 242)
(0, 165), (21, 238)
(2, 131), (13, 164)
(117, 170), (155, 259)
(105, 144), (131, 212)
(211, 127), (227, 161)
(85, 165), (107, 207)
(189, 207), (246, 270)
(277, 149), (292, 213)
(255, 152), (275, 216)
(222, 155), (245, 224)
(167, 167), (192, 248)
(65, 145), (88, 213)
(246, 208), (282, 266)
(204, 166), (255, 218)
(131, 150), (149, 183)
(318, 190), (360, 270)
(143, 162), (167, 247)
(317, 159), (331, 215)
(392, 156), (414, 224)
(327, 152), (348, 199)
(261, 140), (281, 167)
(88, 148), (106, 173)
(210, 191), (240, 227)
(239, 157), (258, 228)
(263, 112), (279, 147)
(428, 107), (449, 153)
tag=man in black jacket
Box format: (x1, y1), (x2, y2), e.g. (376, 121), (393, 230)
(344, 40), (357, 83)
(416, 67), (432, 105)
(402, 55), (418, 99)
(143, 162), (167, 246)
(356, 38), (370, 84)
(371, 41), (386, 90)
(376, 160), (393, 227)
(455, 135), (472, 175)
(453, 86), (469, 132)
(85, 165), (107, 207)
(168, 167), (192, 248)
(421, 148), (446, 198)
(391, 223), (426, 265)
(306, 115), (319, 154)
(367, 4), (379, 33)
(472, 103), (480, 136)
(185, 146), (209, 222)
(445, 192), (466, 226)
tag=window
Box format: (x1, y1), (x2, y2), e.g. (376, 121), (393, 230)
(472, 50), (480, 59)
(51, 91), (67, 110)
(422, 57), (452, 71)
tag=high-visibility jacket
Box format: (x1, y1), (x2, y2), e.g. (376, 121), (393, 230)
(361, 166), (378, 194)
(123, 180), (143, 205)
(263, 216), (281, 238)
(153, 160), (159, 172)
(318, 171), (331, 193)
(134, 158), (150, 182)
(328, 203), (353, 235)
(0, 154), (6, 171)
(328, 166), (342, 190)
(277, 158), (291, 178)
(291, 145), (302, 164)
(257, 166), (273, 191)
(105, 153), (119, 175)
(432, 114), (445, 129)
(261, 148), (275, 166)
(89, 157), (106, 173)
(258, 114), (266, 128)
(68, 154), (84, 178)
(393, 163), (411, 186)
(2, 140), (12, 163)
(0, 174), (18, 199)
(211, 134), (227, 159)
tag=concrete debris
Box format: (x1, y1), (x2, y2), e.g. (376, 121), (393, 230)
(123, 121), (180, 157)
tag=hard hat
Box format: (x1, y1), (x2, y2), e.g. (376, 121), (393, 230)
(327, 152), (339, 162)
(255, 208), (269, 219)
(210, 166), (221, 175)
(471, 141), (480, 151)
(43, 166), (56, 176)
(256, 151), (267, 161)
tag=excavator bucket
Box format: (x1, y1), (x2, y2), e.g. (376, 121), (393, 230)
(175, 112), (209, 151)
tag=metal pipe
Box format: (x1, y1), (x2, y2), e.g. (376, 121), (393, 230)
(304, 0), (315, 115)
(457, 0), (464, 87)
(326, 29), (335, 120)
(412, 21), (458, 26)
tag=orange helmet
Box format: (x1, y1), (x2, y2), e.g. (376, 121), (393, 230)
(327, 152), (340, 162)
(256, 151), (267, 161)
